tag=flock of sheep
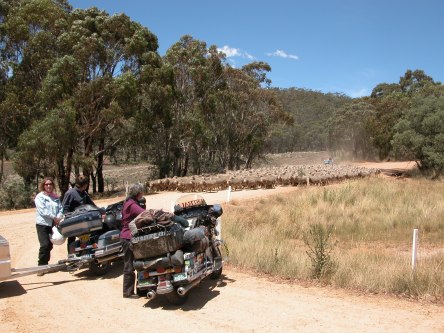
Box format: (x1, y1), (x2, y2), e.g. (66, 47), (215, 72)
(147, 163), (380, 193)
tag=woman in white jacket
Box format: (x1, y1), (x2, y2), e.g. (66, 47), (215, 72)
(34, 177), (63, 272)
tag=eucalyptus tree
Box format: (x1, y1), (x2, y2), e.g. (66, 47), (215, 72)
(14, 103), (77, 185)
(216, 62), (291, 169)
(367, 69), (439, 160)
(399, 69), (434, 95)
(31, 7), (160, 193)
(158, 35), (225, 177)
(1, 0), (71, 186)
(365, 93), (409, 159)
(0, 58), (7, 183)
(392, 94), (444, 178)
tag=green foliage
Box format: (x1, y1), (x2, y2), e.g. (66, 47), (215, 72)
(303, 223), (336, 279)
(366, 69), (441, 161)
(268, 88), (350, 153)
(392, 95), (444, 177)
(104, 175), (118, 192)
(2, 1), (444, 189)
(0, 176), (33, 209)
(13, 104), (77, 183)
(399, 69), (434, 95)
(365, 93), (409, 159)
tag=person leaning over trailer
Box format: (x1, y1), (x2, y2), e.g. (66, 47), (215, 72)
(62, 175), (97, 254)
(120, 183), (146, 299)
(34, 177), (63, 275)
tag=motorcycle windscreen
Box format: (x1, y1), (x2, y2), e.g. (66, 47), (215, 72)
(173, 194), (207, 214)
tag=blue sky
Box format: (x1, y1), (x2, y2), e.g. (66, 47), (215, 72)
(70, 0), (443, 98)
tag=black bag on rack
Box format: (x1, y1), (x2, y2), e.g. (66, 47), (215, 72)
(130, 223), (184, 259)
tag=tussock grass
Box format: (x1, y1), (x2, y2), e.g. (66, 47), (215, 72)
(222, 178), (444, 302)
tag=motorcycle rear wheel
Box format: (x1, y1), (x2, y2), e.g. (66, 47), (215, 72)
(89, 261), (111, 276)
(165, 287), (188, 305)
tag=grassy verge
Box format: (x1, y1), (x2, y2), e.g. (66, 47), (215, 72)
(222, 177), (444, 303)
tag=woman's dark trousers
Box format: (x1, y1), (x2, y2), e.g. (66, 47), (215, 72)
(36, 224), (53, 265)
(122, 239), (136, 297)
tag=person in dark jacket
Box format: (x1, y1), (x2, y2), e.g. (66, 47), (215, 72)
(120, 183), (145, 299)
(62, 175), (97, 253)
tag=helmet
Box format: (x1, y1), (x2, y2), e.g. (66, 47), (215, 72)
(50, 226), (66, 245)
(138, 196), (146, 209)
(209, 204), (223, 218)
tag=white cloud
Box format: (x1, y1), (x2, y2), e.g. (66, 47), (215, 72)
(244, 52), (254, 60)
(348, 88), (369, 98)
(218, 45), (241, 57)
(227, 58), (237, 67)
(267, 49), (299, 60)
(217, 45), (256, 60)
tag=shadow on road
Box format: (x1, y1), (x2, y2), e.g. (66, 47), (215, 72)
(0, 261), (124, 298)
(142, 273), (236, 310)
(73, 260), (123, 280)
(1, 275), (91, 294)
(0, 280), (27, 298)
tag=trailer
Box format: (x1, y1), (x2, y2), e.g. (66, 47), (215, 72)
(0, 234), (67, 282)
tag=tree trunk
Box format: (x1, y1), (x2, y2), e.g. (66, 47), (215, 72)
(57, 148), (73, 197)
(89, 174), (95, 193)
(83, 137), (93, 192)
(182, 153), (189, 176)
(0, 147), (4, 184)
(97, 140), (105, 193)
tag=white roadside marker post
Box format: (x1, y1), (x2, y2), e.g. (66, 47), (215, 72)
(227, 186), (231, 202)
(411, 228), (419, 271)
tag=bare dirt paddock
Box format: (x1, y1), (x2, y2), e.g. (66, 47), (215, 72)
(1, 162), (443, 333)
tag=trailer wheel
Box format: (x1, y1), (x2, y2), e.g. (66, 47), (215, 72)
(89, 261), (110, 276)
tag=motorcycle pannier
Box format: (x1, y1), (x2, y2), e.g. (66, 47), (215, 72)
(131, 224), (184, 260)
(59, 205), (103, 237)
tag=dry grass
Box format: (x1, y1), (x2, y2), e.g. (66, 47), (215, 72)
(222, 178), (444, 302)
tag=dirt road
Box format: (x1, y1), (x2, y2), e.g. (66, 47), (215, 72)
(1, 178), (443, 332)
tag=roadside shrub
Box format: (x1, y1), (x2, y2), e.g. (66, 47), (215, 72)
(104, 175), (118, 192)
(0, 177), (34, 210)
(303, 223), (336, 279)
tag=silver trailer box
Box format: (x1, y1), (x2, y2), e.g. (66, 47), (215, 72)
(0, 235), (11, 280)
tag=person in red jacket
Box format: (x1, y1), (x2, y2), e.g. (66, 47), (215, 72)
(120, 183), (146, 299)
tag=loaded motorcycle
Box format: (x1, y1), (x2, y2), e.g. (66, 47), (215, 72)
(57, 198), (145, 275)
(133, 194), (226, 305)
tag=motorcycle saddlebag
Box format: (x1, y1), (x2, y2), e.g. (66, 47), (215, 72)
(59, 205), (103, 237)
(131, 223), (184, 260)
(94, 230), (122, 259)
